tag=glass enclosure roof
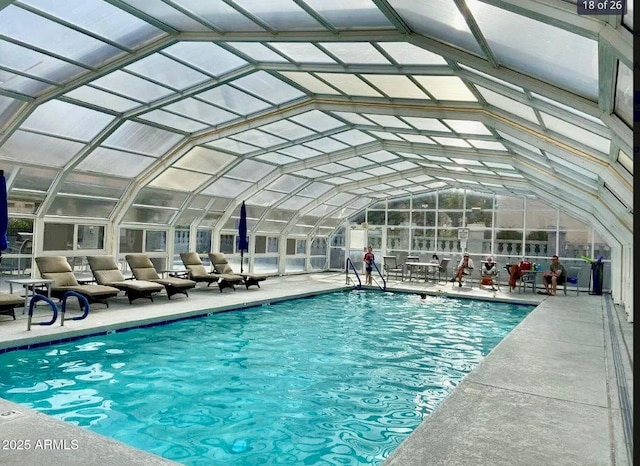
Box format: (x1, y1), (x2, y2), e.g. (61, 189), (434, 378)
(0, 0), (632, 244)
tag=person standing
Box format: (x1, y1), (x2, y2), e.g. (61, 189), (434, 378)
(363, 246), (375, 285)
(543, 255), (565, 296)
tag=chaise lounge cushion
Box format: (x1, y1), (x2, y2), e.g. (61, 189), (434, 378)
(0, 292), (23, 319)
(35, 256), (120, 304)
(87, 256), (164, 303)
(208, 252), (267, 289)
(125, 254), (196, 299)
(180, 252), (244, 291)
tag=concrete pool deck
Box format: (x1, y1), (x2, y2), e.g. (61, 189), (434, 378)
(0, 272), (633, 465)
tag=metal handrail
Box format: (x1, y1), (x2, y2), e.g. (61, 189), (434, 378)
(60, 291), (90, 326)
(27, 294), (58, 331)
(371, 261), (386, 291)
(26, 290), (90, 330)
(345, 258), (362, 289)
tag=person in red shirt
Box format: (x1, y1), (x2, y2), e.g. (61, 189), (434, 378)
(363, 246), (375, 285)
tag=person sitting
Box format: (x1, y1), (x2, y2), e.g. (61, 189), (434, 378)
(450, 252), (474, 287)
(543, 255), (565, 296)
(481, 256), (498, 291)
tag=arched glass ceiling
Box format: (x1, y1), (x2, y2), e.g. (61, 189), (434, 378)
(0, 0), (632, 247)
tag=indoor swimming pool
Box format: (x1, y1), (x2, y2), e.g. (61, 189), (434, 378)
(0, 291), (533, 465)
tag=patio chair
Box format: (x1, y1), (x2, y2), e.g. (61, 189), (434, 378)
(34, 256), (120, 307)
(125, 254), (196, 299)
(382, 255), (404, 281)
(426, 257), (450, 283)
(563, 266), (581, 296)
(0, 292), (23, 320)
(179, 252), (244, 293)
(208, 252), (267, 289)
(87, 255), (164, 304)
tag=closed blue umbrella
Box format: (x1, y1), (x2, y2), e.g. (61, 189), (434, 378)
(0, 170), (8, 263)
(238, 201), (248, 273)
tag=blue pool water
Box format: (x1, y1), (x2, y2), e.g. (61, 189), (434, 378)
(0, 291), (532, 465)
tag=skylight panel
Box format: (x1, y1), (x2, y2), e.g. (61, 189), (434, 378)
(401, 117), (451, 132)
(614, 60), (632, 127)
(298, 182), (332, 197)
(203, 177), (252, 197)
(423, 155), (450, 163)
(397, 152), (424, 160)
(268, 42), (336, 63)
(361, 75), (429, 99)
(617, 149), (632, 174)
(255, 152), (297, 165)
(431, 137), (472, 148)
(278, 144), (323, 159)
(162, 42), (248, 77)
(363, 114), (411, 129)
(293, 168), (326, 178)
(340, 156), (375, 169)
(458, 63), (524, 92)
(546, 152), (598, 180)
(116, 0), (222, 31)
(229, 129), (286, 148)
(304, 0), (392, 28)
(175, 146), (236, 175)
(360, 150), (396, 164)
(324, 176), (353, 185)
(476, 86), (539, 123)
(279, 196), (314, 210)
(290, 110), (345, 132)
(331, 112), (374, 125)
(0, 130), (83, 167)
(260, 120), (316, 140)
(466, 0), (598, 99)
(150, 168), (210, 191)
(315, 163), (351, 174)
(540, 113), (610, 153)
(386, 0), (482, 56)
(319, 42), (390, 64)
(467, 168), (496, 175)
(367, 131), (404, 141)
(197, 85), (271, 115)
(22, 100), (114, 141)
(497, 131), (542, 155)
(125, 53), (211, 90)
(484, 161), (515, 170)
(366, 166), (395, 176)
(331, 129), (375, 146)
(22, 0), (163, 49)
(92, 70), (174, 102)
(164, 98), (238, 126)
(452, 158), (483, 166)
(0, 6), (121, 67)
(443, 119), (492, 135)
(233, 71), (306, 105)
(378, 42), (447, 65)
(231, 0), (323, 30)
(529, 92), (604, 126)
(102, 121), (183, 156)
(399, 134), (435, 144)
(137, 110), (207, 133)
(169, 0), (264, 31)
(277, 72), (342, 95)
(413, 76), (476, 101)
(314, 73), (383, 97)
(207, 138), (260, 155)
(225, 42), (289, 62)
(226, 159), (276, 181)
(267, 174), (306, 192)
(65, 86), (140, 112)
(75, 148), (154, 178)
(496, 172), (524, 178)
(343, 172), (374, 181)
(304, 137), (349, 153)
(467, 140), (507, 151)
(389, 161), (418, 171)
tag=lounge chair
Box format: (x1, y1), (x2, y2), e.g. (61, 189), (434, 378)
(87, 256), (164, 304)
(34, 256), (120, 307)
(208, 252), (267, 289)
(179, 252), (244, 293)
(125, 254), (196, 299)
(0, 292), (23, 320)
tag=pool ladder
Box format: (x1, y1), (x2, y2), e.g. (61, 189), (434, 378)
(345, 258), (386, 291)
(27, 291), (90, 331)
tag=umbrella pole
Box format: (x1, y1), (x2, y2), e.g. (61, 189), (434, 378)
(240, 251), (243, 273)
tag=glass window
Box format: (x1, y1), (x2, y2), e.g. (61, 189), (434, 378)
(145, 230), (166, 252)
(196, 230), (212, 254)
(255, 235), (267, 254)
(219, 234), (234, 254)
(43, 223), (74, 251)
(77, 225), (105, 250)
(614, 60), (632, 128)
(119, 228), (143, 253)
(174, 230), (190, 254)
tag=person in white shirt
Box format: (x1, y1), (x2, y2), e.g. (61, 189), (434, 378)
(451, 252), (474, 287)
(481, 255), (498, 291)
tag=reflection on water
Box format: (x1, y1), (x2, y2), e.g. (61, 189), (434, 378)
(0, 292), (532, 465)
